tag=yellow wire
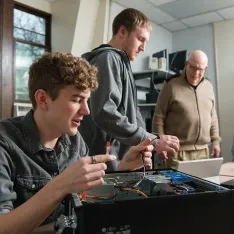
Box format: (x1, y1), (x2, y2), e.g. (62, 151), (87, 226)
(120, 187), (148, 198)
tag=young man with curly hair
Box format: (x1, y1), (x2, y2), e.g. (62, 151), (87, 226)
(0, 52), (154, 233)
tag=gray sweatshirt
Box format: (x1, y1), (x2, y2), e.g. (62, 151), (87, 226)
(79, 45), (155, 171)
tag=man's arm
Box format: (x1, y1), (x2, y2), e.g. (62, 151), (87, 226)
(136, 106), (146, 129)
(31, 223), (55, 234)
(90, 52), (154, 146)
(0, 151), (115, 234)
(0, 180), (65, 234)
(136, 107), (155, 140)
(152, 81), (172, 135)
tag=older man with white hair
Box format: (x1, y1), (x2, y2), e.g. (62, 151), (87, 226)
(152, 50), (221, 169)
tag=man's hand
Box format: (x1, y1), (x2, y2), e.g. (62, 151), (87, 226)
(118, 138), (154, 171)
(52, 154), (116, 196)
(158, 151), (168, 161)
(153, 135), (179, 154)
(211, 144), (221, 157)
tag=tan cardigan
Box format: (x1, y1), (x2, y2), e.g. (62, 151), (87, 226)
(152, 73), (221, 151)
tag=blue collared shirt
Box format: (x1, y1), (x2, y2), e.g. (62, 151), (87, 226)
(0, 110), (88, 225)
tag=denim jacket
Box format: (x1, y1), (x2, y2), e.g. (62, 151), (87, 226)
(0, 110), (88, 225)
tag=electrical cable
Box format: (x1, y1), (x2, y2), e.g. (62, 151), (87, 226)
(132, 153), (145, 188)
(131, 137), (158, 188)
(118, 187), (148, 198)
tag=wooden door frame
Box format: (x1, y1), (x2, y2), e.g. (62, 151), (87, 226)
(0, 0), (14, 119)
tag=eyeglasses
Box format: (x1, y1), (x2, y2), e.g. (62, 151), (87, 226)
(187, 62), (206, 73)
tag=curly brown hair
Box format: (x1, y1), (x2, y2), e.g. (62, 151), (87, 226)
(28, 52), (98, 109)
(112, 8), (152, 35)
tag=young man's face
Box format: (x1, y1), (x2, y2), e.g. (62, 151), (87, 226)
(46, 85), (90, 136)
(122, 25), (150, 61)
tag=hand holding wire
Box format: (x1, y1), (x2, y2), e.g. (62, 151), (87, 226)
(118, 138), (154, 171)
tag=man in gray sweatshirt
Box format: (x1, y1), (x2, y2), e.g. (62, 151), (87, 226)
(80, 8), (179, 171)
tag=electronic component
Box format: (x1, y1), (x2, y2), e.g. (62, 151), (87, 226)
(84, 169), (228, 204)
(61, 169), (233, 234)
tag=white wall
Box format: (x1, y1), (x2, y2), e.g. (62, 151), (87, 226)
(51, 0), (80, 53)
(52, 0), (110, 55)
(109, 2), (172, 72)
(71, 0), (106, 56)
(172, 24), (217, 91)
(132, 23), (172, 72)
(108, 2), (125, 40)
(15, 0), (52, 13)
(91, 0), (110, 50)
(214, 19), (234, 162)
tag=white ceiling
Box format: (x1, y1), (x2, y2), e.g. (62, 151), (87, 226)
(44, 0), (57, 2)
(114, 0), (234, 32)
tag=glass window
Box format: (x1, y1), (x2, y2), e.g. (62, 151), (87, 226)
(15, 42), (45, 101)
(13, 4), (51, 102)
(14, 9), (46, 45)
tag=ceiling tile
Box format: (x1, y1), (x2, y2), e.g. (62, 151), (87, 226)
(145, 7), (176, 24)
(114, 0), (175, 24)
(147, 0), (177, 6)
(181, 12), (223, 27)
(158, 0), (234, 19)
(161, 20), (188, 31)
(114, 0), (135, 8)
(218, 6), (234, 19)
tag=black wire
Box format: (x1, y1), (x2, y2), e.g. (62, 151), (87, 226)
(132, 153), (146, 188)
